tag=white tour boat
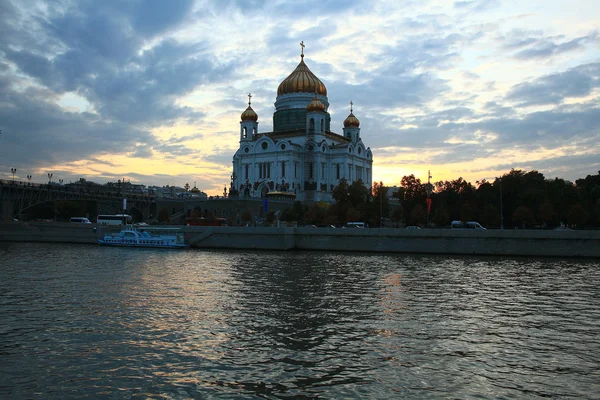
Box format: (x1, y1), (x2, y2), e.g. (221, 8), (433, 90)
(98, 227), (188, 248)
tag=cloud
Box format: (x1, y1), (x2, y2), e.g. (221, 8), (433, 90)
(454, 0), (499, 12)
(506, 63), (600, 106)
(1, 0), (599, 192)
(512, 32), (598, 60)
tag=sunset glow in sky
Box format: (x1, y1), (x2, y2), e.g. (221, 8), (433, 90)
(0, 0), (598, 194)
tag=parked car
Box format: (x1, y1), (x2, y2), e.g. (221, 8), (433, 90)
(70, 217), (91, 224)
(451, 221), (486, 230)
(554, 226), (572, 231)
(405, 226), (421, 230)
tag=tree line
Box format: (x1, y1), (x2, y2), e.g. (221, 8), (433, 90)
(278, 169), (600, 229)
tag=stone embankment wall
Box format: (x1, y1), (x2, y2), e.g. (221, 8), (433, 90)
(1, 222), (599, 258)
(0, 221), (98, 244)
(186, 226), (600, 258)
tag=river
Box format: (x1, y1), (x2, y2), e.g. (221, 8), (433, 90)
(1, 242), (599, 399)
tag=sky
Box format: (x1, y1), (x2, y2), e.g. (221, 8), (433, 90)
(0, 0), (598, 195)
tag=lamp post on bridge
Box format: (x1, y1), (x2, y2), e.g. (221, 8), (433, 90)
(11, 168), (16, 183)
(27, 175), (32, 186)
(47, 173), (52, 184)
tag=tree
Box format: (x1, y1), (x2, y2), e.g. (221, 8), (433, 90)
(460, 202), (474, 222)
(241, 209), (253, 225)
(431, 206), (450, 227)
(538, 200), (556, 227)
(409, 204), (426, 225)
(372, 182), (389, 227)
(512, 205), (534, 228)
(391, 207), (404, 227)
(400, 175), (425, 223)
(348, 179), (369, 208)
(304, 201), (330, 224)
(281, 201), (304, 223)
(480, 204), (500, 228)
(332, 178), (350, 205)
(330, 179), (370, 224)
(567, 204), (588, 228)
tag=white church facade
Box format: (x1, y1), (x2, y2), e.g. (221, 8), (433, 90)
(230, 44), (373, 203)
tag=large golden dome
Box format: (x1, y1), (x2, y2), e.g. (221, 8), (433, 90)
(277, 55), (327, 96)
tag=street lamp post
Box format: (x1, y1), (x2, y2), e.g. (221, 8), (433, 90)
(11, 168), (16, 183)
(380, 185), (383, 228)
(499, 178), (504, 230)
(425, 170), (433, 227)
(47, 173), (52, 184)
(27, 175), (32, 186)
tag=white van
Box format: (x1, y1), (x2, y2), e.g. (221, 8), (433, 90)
(70, 217), (91, 224)
(344, 222), (366, 228)
(451, 221), (486, 230)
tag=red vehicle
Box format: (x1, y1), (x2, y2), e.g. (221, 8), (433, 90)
(185, 217), (227, 226)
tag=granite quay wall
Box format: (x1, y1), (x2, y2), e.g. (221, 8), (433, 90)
(1, 222), (599, 258)
(0, 221), (98, 244)
(187, 227), (600, 258)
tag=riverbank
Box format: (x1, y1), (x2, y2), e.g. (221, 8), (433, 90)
(1, 221), (599, 258)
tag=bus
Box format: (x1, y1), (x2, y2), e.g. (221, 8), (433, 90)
(96, 214), (133, 225)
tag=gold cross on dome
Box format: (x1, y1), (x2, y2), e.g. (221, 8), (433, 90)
(300, 41), (305, 57)
(248, 93), (252, 106)
(350, 100), (353, 113)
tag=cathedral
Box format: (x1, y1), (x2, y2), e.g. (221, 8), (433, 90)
(230, 43), (373, 203)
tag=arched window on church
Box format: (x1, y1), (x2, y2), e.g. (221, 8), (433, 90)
(320, 119), (324, 132)
(310, 118), (315, 132)
(242, 127), (247, 139)
(252, 127), (256, 137)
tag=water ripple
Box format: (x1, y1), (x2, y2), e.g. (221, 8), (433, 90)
(1, 243), (599, 398)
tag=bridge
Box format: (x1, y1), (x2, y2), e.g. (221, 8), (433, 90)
(0, 179), (156, 221)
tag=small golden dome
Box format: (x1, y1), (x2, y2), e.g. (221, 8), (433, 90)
(241, 93), (258, 122)
(344, 112), (360, 128)
(344, 101), (360, 127)
(306, 94), (325, 112)
(277, 56), (327, 96)
(191, 186), (200, 193)
(241, 105), (258, 122)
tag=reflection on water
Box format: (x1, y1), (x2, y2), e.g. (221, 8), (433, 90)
(1, 243), (599, 399)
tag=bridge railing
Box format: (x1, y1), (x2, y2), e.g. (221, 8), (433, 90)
(0, 179), (155, 199)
